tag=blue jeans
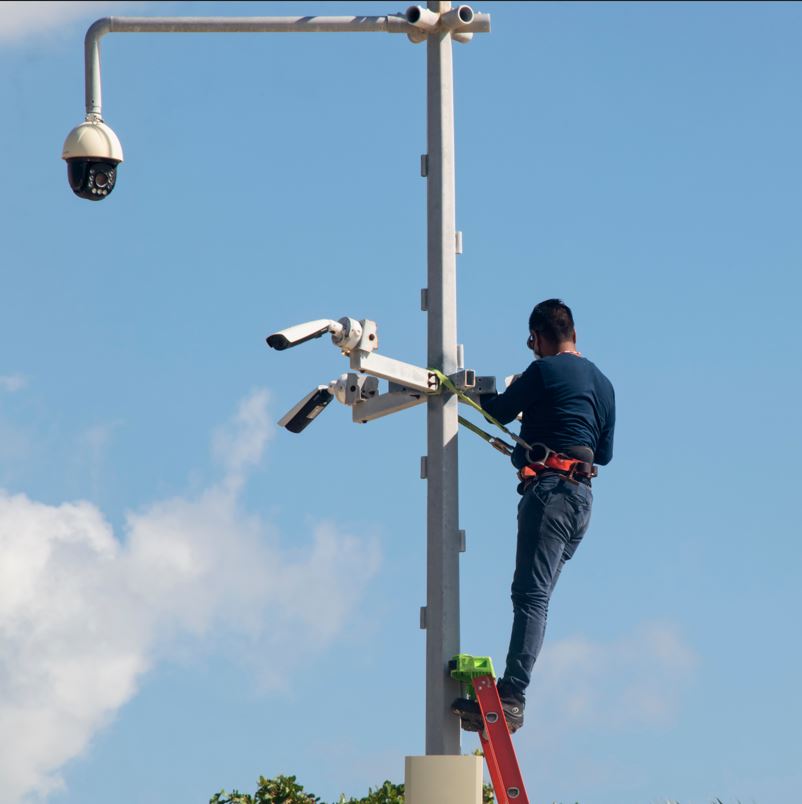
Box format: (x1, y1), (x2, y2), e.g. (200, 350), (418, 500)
(503, 473), (593, 698)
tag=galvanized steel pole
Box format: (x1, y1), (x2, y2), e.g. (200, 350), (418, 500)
(425, 0), (461, 756)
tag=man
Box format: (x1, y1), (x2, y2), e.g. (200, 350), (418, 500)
(452, 298), (615, 733)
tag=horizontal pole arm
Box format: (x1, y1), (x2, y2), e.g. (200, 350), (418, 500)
(352, 390), (427, 424)
(101, 15), (411, 34)
(83, 11), (490, 118)
(349, 351), (438, 395)
(91, 13), (490, 36)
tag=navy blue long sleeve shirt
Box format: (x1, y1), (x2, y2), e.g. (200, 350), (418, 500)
(481, 353), (616, 471)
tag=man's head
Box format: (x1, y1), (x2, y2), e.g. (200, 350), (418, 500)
(528, 298), (576, 357)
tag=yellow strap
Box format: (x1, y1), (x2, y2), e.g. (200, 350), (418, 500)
(457, 415), (514, 456)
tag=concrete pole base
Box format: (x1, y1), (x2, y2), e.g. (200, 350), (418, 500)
(404, 755), (483, 804)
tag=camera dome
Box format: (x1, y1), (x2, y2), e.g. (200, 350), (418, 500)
(62, 117), (123, 201)
(62, 117), (123, 163)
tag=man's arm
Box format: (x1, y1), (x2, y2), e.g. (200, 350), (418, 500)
(595, 404), (615, 465)
(480, 361), (543, 425)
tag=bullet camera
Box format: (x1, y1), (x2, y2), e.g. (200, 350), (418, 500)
(277, 373), (379, 434)
(278, 385), (335, 433)
(62, 117), (124, 201)
(266, 317), (364, 354)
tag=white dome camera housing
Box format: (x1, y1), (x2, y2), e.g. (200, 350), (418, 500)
(62, 116), (124, 201)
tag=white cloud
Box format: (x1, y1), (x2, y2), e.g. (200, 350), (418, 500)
(0, 389), (380, 803)
(527, 621), (697, 732)
(0, 2), (150, 43)
(72, 419), (123, 498)
(0, 374), (27, 393)
(211, 388), (272, 491)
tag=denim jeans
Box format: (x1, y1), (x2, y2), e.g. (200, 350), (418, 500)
(502, 472), (593, 698)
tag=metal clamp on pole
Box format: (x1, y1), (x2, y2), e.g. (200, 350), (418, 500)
(404, 4), (490, 44)
(440, 5), (475, 43)
(405, 5), (440, 43)
(448, 369), (476, 391)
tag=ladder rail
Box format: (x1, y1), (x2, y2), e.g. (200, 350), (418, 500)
(478, 728), (505, 803)
(474, 675), (530, 804)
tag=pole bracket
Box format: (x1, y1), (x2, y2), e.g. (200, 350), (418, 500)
(448, 369), (476, 391)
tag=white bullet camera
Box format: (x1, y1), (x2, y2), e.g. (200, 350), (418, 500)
(62, 116), (124, 201)
(266, 317), (365, 354)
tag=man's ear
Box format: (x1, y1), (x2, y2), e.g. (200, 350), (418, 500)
(571, 328), (577, 344)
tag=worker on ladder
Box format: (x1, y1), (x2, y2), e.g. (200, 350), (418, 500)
(453, 299), (616, 733)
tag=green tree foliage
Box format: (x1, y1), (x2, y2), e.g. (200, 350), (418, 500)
(210, 773), (496, 804)
(337, 780), (405, 803)
(209, 774), (727, 804)
(209, 774), (320, 804)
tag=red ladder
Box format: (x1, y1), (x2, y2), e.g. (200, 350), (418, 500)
(473, 674), (529, 804)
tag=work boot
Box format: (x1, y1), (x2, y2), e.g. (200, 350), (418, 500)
(450, 679), (525, 734)
(450, 697), (483, 732)
(496, 677), (525, 733)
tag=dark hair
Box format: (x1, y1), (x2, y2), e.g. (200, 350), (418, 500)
(529, 299), (575, 343)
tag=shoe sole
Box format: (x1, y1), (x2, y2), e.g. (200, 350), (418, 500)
(451, 700), (484, 732)
(451, 701), (523, 734)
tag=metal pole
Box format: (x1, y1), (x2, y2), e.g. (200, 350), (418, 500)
(425, 0), (461, 755)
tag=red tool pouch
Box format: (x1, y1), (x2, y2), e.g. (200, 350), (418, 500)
(517, 443), (597, 483)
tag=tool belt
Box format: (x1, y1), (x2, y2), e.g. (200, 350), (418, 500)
(517, 443), (598, 485)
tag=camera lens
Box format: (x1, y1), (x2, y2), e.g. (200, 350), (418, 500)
(67, 158), (118, 201)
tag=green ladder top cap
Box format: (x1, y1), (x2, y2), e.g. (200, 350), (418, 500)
(449, 654), (496, 685)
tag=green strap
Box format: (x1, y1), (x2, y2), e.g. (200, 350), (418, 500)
(431, 369), (532, 455)
(457, 415), (514, 456)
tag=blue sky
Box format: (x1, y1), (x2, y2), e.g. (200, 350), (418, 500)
(1, 1), (801, 802)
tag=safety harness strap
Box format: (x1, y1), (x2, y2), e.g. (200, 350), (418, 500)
(431, 368), (598, 480)
(433, 370), (531, 451)
(457, 415), (514, 456)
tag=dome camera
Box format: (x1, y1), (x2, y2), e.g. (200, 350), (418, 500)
(62, 116), (124, 201)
